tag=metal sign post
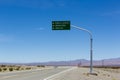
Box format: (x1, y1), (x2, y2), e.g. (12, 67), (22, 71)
(71, 25), (93, 73)
(52, 21), (93, 73)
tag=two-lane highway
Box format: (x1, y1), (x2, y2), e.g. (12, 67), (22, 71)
(0, 67), (72, 80)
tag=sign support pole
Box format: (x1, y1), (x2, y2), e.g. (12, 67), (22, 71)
(71, 25), (93, 73)
(52, 21), (93, 73)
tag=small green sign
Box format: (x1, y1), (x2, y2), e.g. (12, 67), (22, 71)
(52, 21), (70, 30)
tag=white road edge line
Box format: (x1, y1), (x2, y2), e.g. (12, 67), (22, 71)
(44, 67), (77, 80)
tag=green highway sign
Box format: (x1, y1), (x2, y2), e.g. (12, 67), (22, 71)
(52, 21), (70, 30)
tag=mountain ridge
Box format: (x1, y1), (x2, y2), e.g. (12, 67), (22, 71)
(0, 57), (120, 66)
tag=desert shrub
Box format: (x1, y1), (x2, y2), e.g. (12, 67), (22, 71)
(15, 67), (21, 71)
(112, 78), (116, 80)
(21, 68), (24, 70)
(37, 65), (40, 67)
(0, 65), (6, 67)
(8, 65), (15, 67)
(26, 67), (31, 70)
(3, 67), (7, 71)
(37, 65), (45, 67)
(0, 68), (2, 72)
(9, 67), (13, 71)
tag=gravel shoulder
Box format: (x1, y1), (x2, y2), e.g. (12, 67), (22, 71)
(50, 67), (120, 80)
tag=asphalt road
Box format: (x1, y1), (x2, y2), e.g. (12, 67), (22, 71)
(0, 67), (71, 80)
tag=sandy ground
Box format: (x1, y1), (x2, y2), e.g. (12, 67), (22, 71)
(50, 67), (120, 80)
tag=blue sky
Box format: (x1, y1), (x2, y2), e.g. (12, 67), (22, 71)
(0, 0), (120, 63)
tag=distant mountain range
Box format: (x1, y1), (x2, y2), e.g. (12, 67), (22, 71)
(0, 57), (120, 66)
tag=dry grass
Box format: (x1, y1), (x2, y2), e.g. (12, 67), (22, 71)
(0, 65), (46, 72)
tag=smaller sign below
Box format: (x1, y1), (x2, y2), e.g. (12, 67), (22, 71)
(52, 21), (70, 30)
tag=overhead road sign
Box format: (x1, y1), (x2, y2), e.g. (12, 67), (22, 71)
(52, 21), (70, 30)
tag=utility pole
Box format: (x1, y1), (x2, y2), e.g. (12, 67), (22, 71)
(102, 60), (104, 67)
